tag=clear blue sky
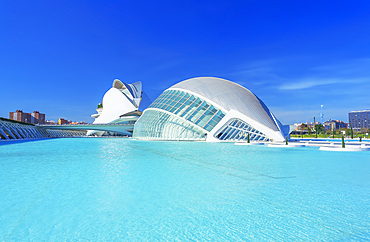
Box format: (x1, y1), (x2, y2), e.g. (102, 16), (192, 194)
(1, 1), (370, 124)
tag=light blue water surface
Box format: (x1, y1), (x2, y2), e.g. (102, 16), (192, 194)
(0, 138), (369, 241)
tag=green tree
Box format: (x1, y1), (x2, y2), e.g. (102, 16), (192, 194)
(315, 124), (324, 134)
(342, 135), (345, 148)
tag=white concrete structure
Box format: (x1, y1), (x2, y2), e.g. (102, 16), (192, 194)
(133, 77), (291, 142)
(44, 123), (134, 136)
(0, 118), (46, 139)
(0, 118), (86, 140)
(88, 79), (144, 136)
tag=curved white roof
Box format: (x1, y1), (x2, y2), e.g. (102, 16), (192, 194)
(91, 79), (144, 125)
(113, 79), (142, 107)
(170, 77), (280, 131)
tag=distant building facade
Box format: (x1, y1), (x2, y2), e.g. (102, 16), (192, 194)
(45, 120), (57, 125)
(9, 110), (45, 124)
(69, 121), (89, 125)
(58, 118), (69, 125)
(56, 119), (89, 125)
(324, 119), (348, 131)
(349, 110), (370, 130)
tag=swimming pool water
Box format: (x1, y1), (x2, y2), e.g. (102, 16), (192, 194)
(0, 138), (369, 240)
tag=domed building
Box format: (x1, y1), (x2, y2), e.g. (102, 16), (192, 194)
(88, 79), (146, 136)
(133, 77), (290, 142)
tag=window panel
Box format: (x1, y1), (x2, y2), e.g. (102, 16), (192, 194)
(182, 98), (201, 119)
(218, 127), (230, 140)
(169, 101), (183, 113)
(145, 89), (226, 133)
(213, 118), (269, 141)
(197, 109), (214, 127)
(189, 102), (207, 123)
(176, 96), (195, 116)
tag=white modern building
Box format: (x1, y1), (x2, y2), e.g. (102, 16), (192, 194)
(133, 77), (291, 142)
(88, 79), (145, 136)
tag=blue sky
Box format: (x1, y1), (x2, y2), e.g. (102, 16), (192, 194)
(1, 1), (370, 124)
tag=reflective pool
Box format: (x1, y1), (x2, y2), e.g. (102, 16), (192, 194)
(0, 138), (369, 240)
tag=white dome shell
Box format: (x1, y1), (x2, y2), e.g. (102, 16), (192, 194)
(170, 77), (280, 131)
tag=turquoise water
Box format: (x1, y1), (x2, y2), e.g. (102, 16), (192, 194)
(0, 138), (369, 240)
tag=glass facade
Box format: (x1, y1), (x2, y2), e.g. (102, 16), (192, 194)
(214, 119), (269, 142)
(349, 111), (370, 130)
(148, 89), (225, 132)
(134, 89), (270, 141)
(133, 109), (206, 140)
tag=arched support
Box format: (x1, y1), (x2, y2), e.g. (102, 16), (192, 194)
(0, 127), (10, 140)
(3, 127), (17, 139)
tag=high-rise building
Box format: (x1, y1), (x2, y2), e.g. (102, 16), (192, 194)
(9, 110), (26, 123)
(349, 110), (370, 130)
(31, 111), (45, 124)
(9, 110), (45, 124)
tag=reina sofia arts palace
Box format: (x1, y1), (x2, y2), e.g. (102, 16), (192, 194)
(0, 77), (291, 142)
